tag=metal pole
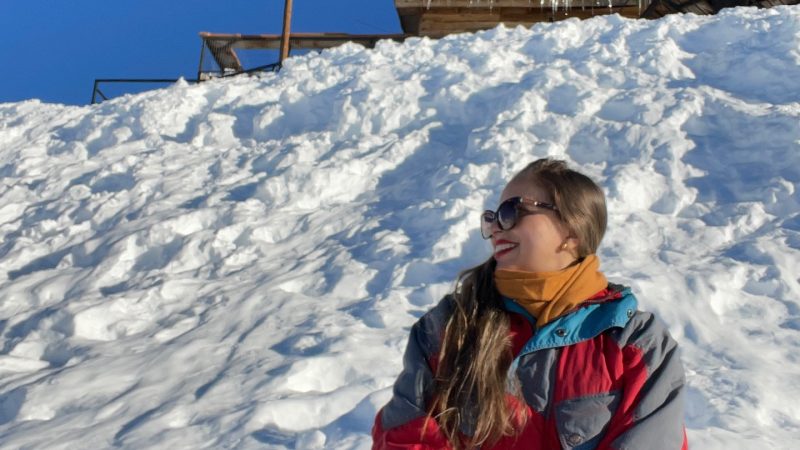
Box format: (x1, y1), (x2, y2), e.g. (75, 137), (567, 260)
(91, 80), (98, 104)
(197, 39), (207, 82)
(279, 0), (294, 63)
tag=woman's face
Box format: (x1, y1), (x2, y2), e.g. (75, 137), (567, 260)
(491, 179), (578, 273)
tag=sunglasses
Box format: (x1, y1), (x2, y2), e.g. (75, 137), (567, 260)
(481, 197), (559, 239)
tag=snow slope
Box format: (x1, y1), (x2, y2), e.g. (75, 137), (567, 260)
(1, 6), (799, 449)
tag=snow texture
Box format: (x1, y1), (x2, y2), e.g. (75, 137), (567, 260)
(1, 6), (800, 450)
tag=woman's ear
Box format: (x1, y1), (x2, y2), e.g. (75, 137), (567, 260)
(561, 236), (580, 255)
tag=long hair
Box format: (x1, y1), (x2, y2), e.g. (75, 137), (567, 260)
(429, 158), (607, 448)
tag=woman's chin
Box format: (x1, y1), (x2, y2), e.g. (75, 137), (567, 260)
(494, 257), (544, 273)
(495, 259), (521, 271)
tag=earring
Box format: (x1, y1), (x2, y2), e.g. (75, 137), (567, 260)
(561, 242), (568, 250)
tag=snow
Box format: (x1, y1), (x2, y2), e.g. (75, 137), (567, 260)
(1, 6), (800, 449)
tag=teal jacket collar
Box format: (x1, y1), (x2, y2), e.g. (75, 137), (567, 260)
(503, 286), (638, 357)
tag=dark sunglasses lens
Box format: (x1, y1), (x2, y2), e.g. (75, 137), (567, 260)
(497, 199), (519, 230)
(481, 211), (495, 239)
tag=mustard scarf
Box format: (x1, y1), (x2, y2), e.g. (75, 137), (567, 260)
(494, 255), (608, 328)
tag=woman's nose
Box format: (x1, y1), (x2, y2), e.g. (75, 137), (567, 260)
(490, 218), (502, 236)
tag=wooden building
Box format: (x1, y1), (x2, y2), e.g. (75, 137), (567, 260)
(395, 0), (800, 33)
(396, 0), (651, 38)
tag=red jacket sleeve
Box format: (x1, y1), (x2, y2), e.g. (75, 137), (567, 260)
(371, 409), (453, 450)
(597, 313), (688, 450)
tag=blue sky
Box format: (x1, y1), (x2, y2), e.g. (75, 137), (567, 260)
(1, 0), (402, 106)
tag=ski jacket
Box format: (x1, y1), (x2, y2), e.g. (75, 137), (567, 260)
(372, 286), (688, 450)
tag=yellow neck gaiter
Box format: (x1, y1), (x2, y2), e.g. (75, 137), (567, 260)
(494, 255), (608, 328)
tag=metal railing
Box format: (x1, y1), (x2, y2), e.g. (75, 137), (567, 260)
(90, 78), (200, 105)
(91, 63), (281, 105)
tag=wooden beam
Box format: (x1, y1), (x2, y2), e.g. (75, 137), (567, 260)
(203, 39), (243, 72)
(415, 6), (644, 20)
(201, 33), (407, 50)
(396, 1), (650, 34)
(415, 6), (644, 36)
(280, 0), (294, 62)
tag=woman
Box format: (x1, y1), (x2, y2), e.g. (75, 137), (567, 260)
(372, 159), (688, 450)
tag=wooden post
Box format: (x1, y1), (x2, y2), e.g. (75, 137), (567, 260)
(279, 0), (294, 63)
